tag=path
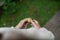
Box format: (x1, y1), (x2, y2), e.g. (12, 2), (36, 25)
(44, 11), (60, 40)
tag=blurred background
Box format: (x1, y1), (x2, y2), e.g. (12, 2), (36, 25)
(0, 0), (60, 27)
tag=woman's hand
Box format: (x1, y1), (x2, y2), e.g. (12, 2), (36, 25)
(30, 19), (41, 29)
(15, 18), (28, 29)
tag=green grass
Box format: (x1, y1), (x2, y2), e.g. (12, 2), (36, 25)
(0, 0), (60, 27)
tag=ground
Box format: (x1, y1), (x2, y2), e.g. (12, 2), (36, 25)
(0, 0), (60, 27)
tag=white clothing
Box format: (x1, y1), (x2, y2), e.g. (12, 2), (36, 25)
(0, 27), (55, 40)
(26, 27), (55, 40)
(10, 27), (55, 40)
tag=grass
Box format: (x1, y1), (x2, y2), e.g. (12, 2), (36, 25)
(0, 0), (60, 27)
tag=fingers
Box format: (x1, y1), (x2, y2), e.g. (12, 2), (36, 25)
(30, 19), (41, 29)
(30, 19), (36, 27)
(15, 18), (41, 29)
(20, 18), (28, 23)
(15, 18), (28, 29)
(33, 20), (39, 24)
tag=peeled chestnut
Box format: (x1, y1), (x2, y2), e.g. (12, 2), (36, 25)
(27, 18), (31, 23)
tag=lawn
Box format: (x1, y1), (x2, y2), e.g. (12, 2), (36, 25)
(0, 0), (60, 27)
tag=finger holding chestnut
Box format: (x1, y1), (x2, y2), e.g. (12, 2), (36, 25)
(15, 18), (28, 29)
(30, 19), (41, 29)
(15, 18), (41, 29)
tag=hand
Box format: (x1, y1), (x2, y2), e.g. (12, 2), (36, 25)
(15, 18), (41, 29)
(15, 18), (28, 29)
(30, 19), (41, 29)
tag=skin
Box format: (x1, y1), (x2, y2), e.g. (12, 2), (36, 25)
(15, 18), (28, 29)
(15, 18), (41, 29)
